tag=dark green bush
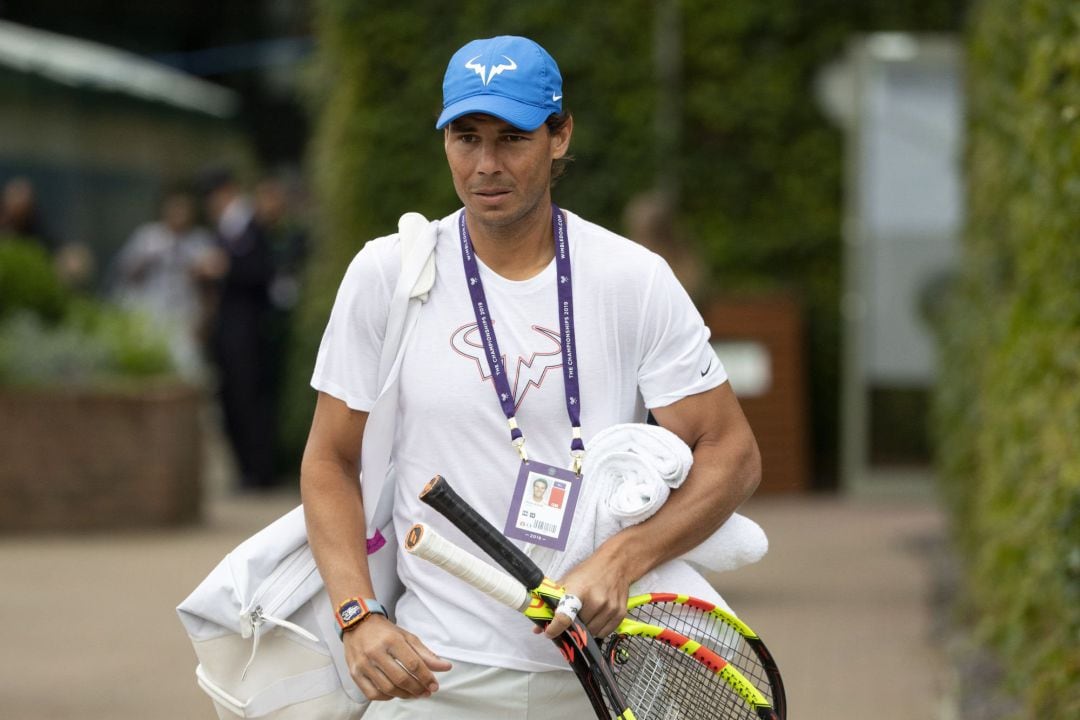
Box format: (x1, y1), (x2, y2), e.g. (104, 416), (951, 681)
(0, 237), (69, 323)
(0, 304), (174, 387)
(934, 1), (1080, 716)
(66, 300), (176, 379)
(0, 239), (174, 386)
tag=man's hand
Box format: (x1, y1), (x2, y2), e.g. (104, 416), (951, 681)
(540, 545), (633, 640)
(344, 616), (453, 701)
(539, 383), (760, 643)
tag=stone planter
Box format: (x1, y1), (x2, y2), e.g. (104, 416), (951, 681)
(0, 383), (203, 532)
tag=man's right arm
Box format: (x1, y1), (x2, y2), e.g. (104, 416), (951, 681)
(300, 391), (451, 701)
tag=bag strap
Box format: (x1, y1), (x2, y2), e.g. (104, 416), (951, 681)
(196, 663), (344, 718)
(375, 213), (437, 391)
(363, 213), (438, 547)
(399, 211), (437, 300)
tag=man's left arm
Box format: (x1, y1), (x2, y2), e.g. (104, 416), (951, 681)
(544, 381), (761, 638)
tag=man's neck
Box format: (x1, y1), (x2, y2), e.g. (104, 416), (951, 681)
(465, 201), (555, 281)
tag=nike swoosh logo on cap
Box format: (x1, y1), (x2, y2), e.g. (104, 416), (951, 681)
(552, 94), (562, 102)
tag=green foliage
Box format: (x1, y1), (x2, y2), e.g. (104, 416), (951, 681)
(0, 239), (174, 386)
(0, 304), (174, 387)
(934, 1), (1080, 716)
(66, 300), (176, 379)
(0, 237), (69, 323)
(290, 0), (967, 478)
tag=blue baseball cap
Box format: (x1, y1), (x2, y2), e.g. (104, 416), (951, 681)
(436, 36), (563, 131)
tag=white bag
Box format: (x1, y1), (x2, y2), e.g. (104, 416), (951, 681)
(176, 213), (438, 719)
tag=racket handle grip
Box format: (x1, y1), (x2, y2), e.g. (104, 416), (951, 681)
(405, 523), (531, 612)
(420, 475), (546, 591)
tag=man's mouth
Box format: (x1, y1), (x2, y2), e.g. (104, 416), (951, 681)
(472, 186), (512, 196)
(471, 188), (512, 206)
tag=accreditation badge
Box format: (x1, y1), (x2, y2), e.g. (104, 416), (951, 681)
(503, 461), (581, 551)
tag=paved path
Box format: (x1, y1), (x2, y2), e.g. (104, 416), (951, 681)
(0, 490), (948, 719)
(715, 494), (950, 720)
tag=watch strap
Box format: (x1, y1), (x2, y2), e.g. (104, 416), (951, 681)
(336, 597), (387, 639)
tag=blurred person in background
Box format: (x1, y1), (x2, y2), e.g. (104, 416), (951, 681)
(201, 167), (278, 492)
(1, 175), (96, 289)
(110, 188), (224, 382)
(255, 172), (311, 475)
(1, 176), (53, 248)
(255, 173), (310, 315)
(624, 189), (704, 301)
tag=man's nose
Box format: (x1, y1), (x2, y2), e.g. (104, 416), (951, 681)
(476, 141), (501, 174)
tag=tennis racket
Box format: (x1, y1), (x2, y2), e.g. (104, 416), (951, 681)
(416, 475), (782, 719)
(622, 594), (785, 719)
(419, 475), (628, 718)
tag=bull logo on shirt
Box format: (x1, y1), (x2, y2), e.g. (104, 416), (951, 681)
(450, 323), (562, 411)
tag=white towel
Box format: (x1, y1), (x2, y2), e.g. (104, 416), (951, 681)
(546, 423), (768, 584)
(588, 423), (693, 487)
(601, 451), (671, 522)
(682, 511), (768, 571)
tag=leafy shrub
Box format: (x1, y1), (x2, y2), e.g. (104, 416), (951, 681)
(0, 239), (174, 387)
(934, 1), (1080, 717)
(66, 300), (176, 379)
(0, 237), (68, 323)
(0, 304), (174, 387)
(0, 313), (111, 386)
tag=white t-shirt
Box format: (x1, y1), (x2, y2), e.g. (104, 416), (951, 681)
(311, 208), (726, 672)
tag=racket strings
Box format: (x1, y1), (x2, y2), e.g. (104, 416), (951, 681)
(629, 601), (777, 708)
(606, 635), (760, 720)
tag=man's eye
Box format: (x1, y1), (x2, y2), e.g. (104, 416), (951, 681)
(503, 135), (528, 143)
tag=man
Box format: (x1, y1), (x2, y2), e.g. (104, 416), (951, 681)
(111, 189), (222, 381)
(0, 177), (51, 248)
(200, 168), (278, 491)
(301, 35), (760, 716)
(1, 176), (94, 288)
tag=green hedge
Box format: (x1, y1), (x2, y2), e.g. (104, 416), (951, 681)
(0, 237), (174, 386)
(0, 237), (69, 323)
(284, 0), (966, 474)
(934, 1), (1080, 717)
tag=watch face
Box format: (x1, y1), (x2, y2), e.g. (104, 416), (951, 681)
(340, 603), (364, 624)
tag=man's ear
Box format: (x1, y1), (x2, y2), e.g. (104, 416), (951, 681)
(551, 115), (573, 160)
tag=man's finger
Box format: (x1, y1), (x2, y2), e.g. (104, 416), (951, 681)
(372, 649), (434, 698)
(360, 661), (412, 700)
(352, 672), (391, 702)
(543, 612), (573, 639)
(377, 631), (453, 696)
(591, 613), (622, 639)
(406, 633), (454, 687)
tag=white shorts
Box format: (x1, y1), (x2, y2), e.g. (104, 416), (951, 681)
(362, 658), (596, 719)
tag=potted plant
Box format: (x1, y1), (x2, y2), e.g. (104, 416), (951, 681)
(0, 238), (203, 531)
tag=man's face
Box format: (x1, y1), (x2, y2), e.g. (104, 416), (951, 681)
(162, 194), (195, 233)
(532, 480), (547, 501)
(444, 114), (572, 233)
(206, 184), (235, 224)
